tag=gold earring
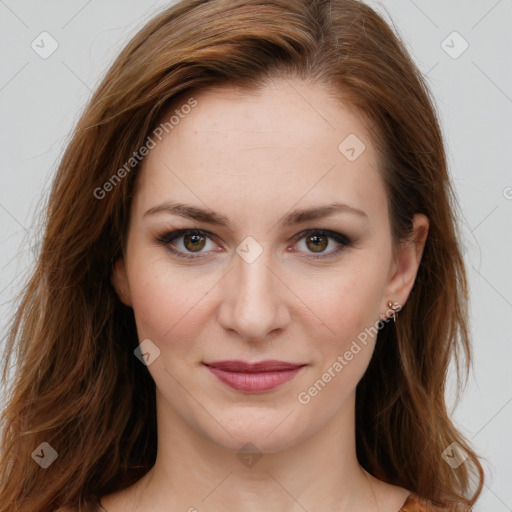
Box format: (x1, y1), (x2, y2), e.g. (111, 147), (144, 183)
(387, 301), (401, 322)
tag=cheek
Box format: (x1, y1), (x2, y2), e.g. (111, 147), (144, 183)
(297, 255), (388, 394)
(301, 263), (385, 341)
(126, 255), (210, 346)
(296, 274), (383, 412)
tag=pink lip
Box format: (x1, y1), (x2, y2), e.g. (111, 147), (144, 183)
(203, 360), (305, 392)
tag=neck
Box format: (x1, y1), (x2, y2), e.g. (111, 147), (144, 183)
(129, 391), (383, 512)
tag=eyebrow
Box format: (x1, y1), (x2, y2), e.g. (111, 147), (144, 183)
(144, 201), (367, 227)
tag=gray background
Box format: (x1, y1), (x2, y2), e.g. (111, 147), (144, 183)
(0, 1), (510, 510)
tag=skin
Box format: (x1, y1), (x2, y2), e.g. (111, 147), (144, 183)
(107, 77), (429, 512)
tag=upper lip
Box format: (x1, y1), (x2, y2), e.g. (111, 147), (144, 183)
(203, 360), (305, 372)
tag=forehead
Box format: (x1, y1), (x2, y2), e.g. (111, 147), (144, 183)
(160, 79), (372, 152)
(133, 79), (387, 228)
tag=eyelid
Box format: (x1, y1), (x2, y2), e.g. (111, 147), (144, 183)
(290, 228), (351, 246)
(157, 228), (218, 245)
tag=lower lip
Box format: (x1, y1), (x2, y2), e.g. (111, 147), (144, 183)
(205, 366), (303, 392)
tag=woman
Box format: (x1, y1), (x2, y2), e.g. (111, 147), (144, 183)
(0, 0), (484, 510)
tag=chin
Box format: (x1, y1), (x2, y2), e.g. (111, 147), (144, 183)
(202, 407), (307, 454)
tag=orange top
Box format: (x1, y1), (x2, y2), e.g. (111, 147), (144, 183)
(93, 492), (448, 511)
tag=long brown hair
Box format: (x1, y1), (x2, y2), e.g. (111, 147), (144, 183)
(0, 0), (484, 510)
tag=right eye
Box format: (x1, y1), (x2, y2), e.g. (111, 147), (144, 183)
(157, 229), (220, 259)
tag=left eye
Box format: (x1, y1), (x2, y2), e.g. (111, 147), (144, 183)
(157, 228), (351, 260)
(292, 229), (351, 258)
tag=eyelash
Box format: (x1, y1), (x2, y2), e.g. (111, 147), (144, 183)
(156, 228), (352, 261)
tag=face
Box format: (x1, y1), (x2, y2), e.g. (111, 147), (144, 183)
(112, 78), (427, 453)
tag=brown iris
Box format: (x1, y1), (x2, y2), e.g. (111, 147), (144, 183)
(305, 233), (328, 253)
(183, 233), (206, 252)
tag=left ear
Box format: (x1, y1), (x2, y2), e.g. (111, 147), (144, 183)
(110, 257), (132, 307)
(384, 213), (429, 309)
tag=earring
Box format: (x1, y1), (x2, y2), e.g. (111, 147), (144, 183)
(387, 301), (401, 322)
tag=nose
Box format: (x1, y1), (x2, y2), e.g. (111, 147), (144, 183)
(217, 245), (291, 342)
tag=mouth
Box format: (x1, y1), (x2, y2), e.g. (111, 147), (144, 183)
(202, 360), (306, 393)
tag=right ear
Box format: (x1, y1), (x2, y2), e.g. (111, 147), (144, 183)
(110, 258), (132, 307)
